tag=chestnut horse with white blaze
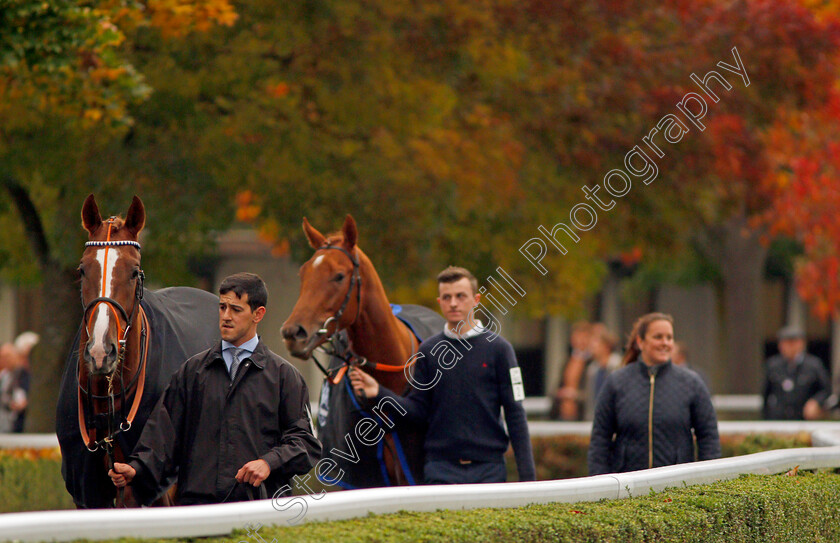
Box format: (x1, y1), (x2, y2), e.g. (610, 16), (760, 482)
(282, 215), (441, 488)
(56, 195), (219, 508)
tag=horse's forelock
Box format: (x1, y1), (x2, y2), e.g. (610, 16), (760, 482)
(89, 216), (131, 240)
(324, 232), (345, 246)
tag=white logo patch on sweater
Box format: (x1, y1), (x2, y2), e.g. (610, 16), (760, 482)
(509, 367), (525, 401)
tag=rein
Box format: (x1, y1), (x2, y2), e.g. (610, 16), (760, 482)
(310, 245), (419, 384)
(76, 219), (150, 507)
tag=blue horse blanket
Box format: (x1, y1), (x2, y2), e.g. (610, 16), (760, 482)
(56, 287), (220, 508)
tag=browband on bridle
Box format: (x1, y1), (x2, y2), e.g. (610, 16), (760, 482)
(85, 240), (142, 250)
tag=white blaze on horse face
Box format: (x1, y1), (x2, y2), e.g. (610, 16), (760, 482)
(313, 255), (325, 268)
(89, 248), (120, 366)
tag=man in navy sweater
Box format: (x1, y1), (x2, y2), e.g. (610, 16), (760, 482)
(350, 266), (535, 484)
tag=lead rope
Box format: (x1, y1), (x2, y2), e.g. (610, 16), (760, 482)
(106, 368), (126, 508)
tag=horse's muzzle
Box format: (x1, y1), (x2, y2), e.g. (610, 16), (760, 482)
(281, 323), (319, 359)
(84, 340), (119, 375)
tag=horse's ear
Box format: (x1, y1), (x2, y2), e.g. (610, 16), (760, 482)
(302, 217), (326, 249)
(124, 196), (146, 237)
(81, 194), (102, 235)
(342, 215), (357, 251)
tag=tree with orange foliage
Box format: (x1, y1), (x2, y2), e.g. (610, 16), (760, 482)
(650, 0), (840, 392)
(758, 105), (840, 320)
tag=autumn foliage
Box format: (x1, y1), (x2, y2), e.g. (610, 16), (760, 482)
(0, 0), (236, 128)
(3, 0), (840, 321)
(760, 104), (840, 318)
(218, 0), (840, 319)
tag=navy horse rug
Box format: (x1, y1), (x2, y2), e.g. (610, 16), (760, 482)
(316, 304), (444, 489)
(56, 287), (219, 508)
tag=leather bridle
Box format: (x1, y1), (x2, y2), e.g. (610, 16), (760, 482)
(76, 218), (150, 507)
(313, 244), (362, 344)
(308, 244), (419, 384)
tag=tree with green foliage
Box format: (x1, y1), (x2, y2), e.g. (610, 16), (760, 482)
(0, 0), (237, 430)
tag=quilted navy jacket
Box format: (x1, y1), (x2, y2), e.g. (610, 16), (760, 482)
(588, 361), (720, 475)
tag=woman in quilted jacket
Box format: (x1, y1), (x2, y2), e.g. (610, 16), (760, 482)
(587, 313), (721, 475)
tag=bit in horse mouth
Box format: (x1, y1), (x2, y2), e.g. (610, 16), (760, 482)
(299, 333), (327, 359)
(88, 366), (116, 377)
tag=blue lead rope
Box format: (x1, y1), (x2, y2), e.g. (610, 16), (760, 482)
(343, 377), (416, 486)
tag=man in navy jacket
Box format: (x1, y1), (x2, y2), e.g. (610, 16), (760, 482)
(763, 325), (831, 420)
(351, 266), (535, 484)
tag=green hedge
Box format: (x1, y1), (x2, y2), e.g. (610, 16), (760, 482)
(0, 433), (815, 514)
(507, 432), (812, 481)
(123, 470), (839, 543)
(0, 450), (74, 513)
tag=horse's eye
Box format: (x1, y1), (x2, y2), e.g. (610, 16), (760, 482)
(333, 273), (345, 282)
(78, 266), (86, 278)
(132, 269), (140, 279)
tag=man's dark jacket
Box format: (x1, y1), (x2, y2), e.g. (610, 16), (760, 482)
(763, 352), (830, 420)
(128, 341), (322, 505)
(588, 361), (720, 476)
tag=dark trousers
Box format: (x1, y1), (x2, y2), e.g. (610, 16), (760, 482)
(423, 459), (507, 484)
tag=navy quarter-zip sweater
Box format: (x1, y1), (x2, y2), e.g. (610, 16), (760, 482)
(376, 330), (536, 481)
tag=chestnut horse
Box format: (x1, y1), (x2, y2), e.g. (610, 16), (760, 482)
(282, 215), (442, 488)
(56, 195), (219, 508)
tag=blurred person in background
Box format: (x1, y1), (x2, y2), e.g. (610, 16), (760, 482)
(762, 326), (830, 420)
(588, 313), (720, 475)
(551, 321), (593, 420)
(582, 324), (621, 421)
(825, 375), (840, 415)
(10, 332), (38, 432)
(671, 340), (711, 393)
(0, 343), (21, 433)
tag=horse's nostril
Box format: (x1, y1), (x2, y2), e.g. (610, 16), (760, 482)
(105, 343), (119, 365)
(282, 325), (307, 341)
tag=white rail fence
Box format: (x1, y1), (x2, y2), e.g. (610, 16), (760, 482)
(527, 419), (840, 437)
(2, 420), (840, 542)
(3, 420), (835, 450)
(1, 445), (839, 542)
(522, 394), (763, 418)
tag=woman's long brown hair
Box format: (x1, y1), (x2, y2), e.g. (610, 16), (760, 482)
(622, 312), (674, 366)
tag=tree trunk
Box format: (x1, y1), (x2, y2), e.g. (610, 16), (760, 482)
(2, 177), (82, 431)
(543, 315), (568, 396)
(24, 267), (80, 432)
(832, 311), (840, 395)
(718, 217), (768, 394)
